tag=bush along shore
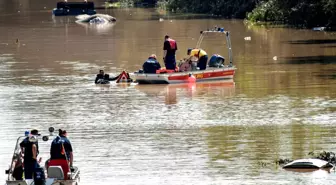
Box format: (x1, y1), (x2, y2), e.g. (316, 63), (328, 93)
(119, 0), (336, 30)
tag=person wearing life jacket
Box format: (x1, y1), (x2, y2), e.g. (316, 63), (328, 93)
(163, 35), (178, 70)
(187, 48), (208, 70)
(19, 129), (40, 179)
(48, 129), (73, 180)
(142, 54), (161, 73)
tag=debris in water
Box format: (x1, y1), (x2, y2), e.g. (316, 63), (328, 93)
(170, 20), (173, 23)
(159, 18), (164, 22)
(244, 36), (251, 41)
(273, 56), (277, 60)
(15, 39), (19, 44)
(313, 27), (326, 31)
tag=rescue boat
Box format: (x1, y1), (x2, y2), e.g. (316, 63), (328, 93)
(131, 67), (235, 84)
(129, 28), (236, 84)
(5, 127), (80, 185)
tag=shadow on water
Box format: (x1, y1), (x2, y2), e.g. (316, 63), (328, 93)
(286, 39), (336, 45)
(321, 46), (336, 48)
(283, 56), (336, 64)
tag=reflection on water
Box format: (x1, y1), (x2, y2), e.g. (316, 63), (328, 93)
(76, 21), (116, 35)
(0, 2), (336, 185)
(135, 80), (235, 105)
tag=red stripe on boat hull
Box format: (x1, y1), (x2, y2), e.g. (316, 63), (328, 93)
(168, 70), (235, 81)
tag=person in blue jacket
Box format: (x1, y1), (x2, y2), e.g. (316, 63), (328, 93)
(143, 54), (161, 73)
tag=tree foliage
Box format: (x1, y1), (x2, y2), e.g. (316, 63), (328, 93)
(124, 0), (336, 29)
(247, 0), (335, 28)
(163, 0), (257, 18)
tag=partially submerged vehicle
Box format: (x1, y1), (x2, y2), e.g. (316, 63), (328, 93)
(52, 0), (96, 16)
(75, 14), (116, 24)
(5, 127), (80, 185)
(129, 27), (236, 84)
(283, 158), (333, 169)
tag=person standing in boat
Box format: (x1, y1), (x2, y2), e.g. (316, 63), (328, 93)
(163, 35), (178, 70)
(48, 129), (73, 180)
(187, 48), (208, 70)
(19, 129), (40, 179)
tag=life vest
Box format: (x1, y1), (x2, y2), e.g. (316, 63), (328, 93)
(156, 66), (179, 74)
(167, 38), (176, 50)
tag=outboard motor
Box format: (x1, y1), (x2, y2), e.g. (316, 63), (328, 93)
(208, 54), (225, 67)
(33, 167), (46, 185)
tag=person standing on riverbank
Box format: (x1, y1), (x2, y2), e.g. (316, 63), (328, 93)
(163, 35), (177, 70)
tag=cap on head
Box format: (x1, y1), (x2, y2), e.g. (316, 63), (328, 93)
(30, 129), (40, 136)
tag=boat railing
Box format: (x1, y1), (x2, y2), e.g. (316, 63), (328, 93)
(196, 27), (233, 67)
(5, 127), (62, 181)
(6, 136), (26, 181)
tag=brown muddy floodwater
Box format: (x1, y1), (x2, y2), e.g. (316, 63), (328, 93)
(0, 0), (336, 184)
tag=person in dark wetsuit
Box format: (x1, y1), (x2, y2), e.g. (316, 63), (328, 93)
(95, 70), (115, 84)
(163, 35), (178, 70)
(48, 129), (73, 180)
(19, 129), (40, 179)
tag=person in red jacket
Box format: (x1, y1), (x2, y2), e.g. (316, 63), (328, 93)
(163, 35), (178, 70)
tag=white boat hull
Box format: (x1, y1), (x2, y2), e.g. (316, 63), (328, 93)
(131, 67), (236, 84)
(6, 178), (79, 185)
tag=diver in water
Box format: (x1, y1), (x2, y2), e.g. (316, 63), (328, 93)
(94, 70), (118, 84)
